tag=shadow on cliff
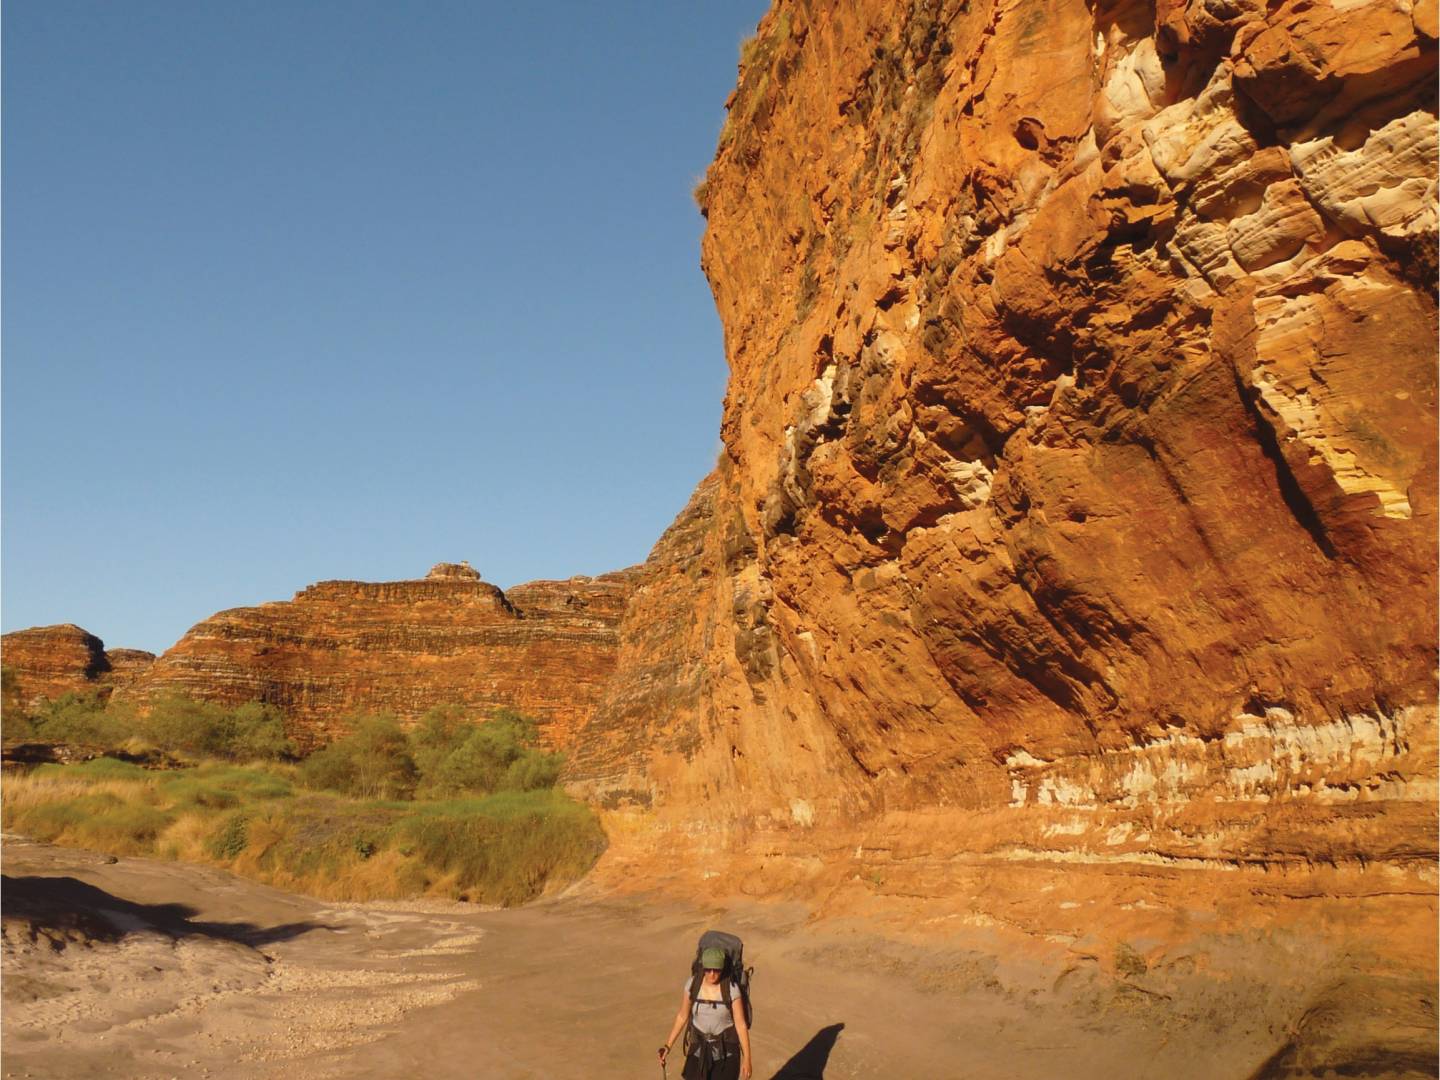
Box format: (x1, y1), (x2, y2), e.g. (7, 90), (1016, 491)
(769, 1023), (844, 1079)
(1, 875), (336, 948)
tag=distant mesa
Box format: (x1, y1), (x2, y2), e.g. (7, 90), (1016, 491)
(94, 563), (644, 751)
(3, 561), (643, 754)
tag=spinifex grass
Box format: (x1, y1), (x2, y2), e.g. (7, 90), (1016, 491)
(2, 759), (606, 905)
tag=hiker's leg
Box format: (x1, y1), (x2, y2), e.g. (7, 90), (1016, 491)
(711, 1055), (741, 1080)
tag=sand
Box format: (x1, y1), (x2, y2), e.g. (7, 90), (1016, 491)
(3, 835), (1434, 1079)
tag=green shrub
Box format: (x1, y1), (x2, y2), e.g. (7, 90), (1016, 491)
(408, 705), (472, 781)
(140, 696), (293, 760)
(301, 715), (417, 800)
(428, 726), (514, 794)
(414, 707), (563, 798)
(29, 693), (132, 745)
(141, 694), (228, 754)
(503, 750), (563, 792)
(220, 701), (295, 760)
(1, 711), (39, 741)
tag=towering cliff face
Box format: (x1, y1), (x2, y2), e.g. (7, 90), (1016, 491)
(118, 564), (639, 748)
(1, 625), (155, 714)
(571, 0), (1438, 982)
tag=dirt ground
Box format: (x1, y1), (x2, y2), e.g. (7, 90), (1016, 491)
(2, 835), (1435, 1079)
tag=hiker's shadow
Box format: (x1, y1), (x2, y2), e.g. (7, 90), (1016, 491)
(769, 1023), (843, 1079)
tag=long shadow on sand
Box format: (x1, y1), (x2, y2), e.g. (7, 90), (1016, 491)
(769, 1023), (844, 1079)
(1, 875), (335, 947)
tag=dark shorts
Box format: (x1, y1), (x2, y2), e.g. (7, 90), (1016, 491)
(682, 1053), (740, 1080)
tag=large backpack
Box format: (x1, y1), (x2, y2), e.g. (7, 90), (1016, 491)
(685, 929), (754, 1039)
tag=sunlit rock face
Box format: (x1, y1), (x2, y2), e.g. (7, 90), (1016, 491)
(569, 0), (1437, 963)
(116, 565), (640, 749)
(1, 625), (156, 712)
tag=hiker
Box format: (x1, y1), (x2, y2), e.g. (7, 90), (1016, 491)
(659, 945), (753, 1080)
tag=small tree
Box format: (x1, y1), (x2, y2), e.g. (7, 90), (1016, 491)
(409, 704), (471, 786)
(223, 702), (295, 760)
(142, 694), (230, 756)
(30, 692), (126, 745)
(430, 725), (516, 794)
(423, 708), (561, 796)
(301, 714), (417, 800)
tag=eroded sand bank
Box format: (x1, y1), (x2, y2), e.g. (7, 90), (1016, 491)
(3, 836), (1434, 1079)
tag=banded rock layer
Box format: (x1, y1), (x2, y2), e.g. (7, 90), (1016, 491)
(117, 563), (640, 748)
(1, 625), (155, 713)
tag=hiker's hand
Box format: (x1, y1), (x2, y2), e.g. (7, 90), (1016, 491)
(740, 1058), (752, 1079)
(657, 1045), (669, 1064)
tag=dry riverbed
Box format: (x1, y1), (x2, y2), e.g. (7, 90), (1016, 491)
(3, 835), (1434, 1079)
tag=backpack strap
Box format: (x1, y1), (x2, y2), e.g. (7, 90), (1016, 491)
(683, 973), (700, 1058)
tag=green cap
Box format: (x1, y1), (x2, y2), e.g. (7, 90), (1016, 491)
(700, 947), (726, 970)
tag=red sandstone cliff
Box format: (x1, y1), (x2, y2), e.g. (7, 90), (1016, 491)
(1, 625), (155, 714)
(568, 0), (1438, 992)
(115, 563), (639, 749)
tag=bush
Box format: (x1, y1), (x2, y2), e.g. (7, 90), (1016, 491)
(429, 726), (515, 794)
(223, 702), (295, 760)
(141, 696), (294, 761)
(503, 750), (563, 792)
(29, 693), (133, 746)
(141, 695), (226, 754)
(300, 715), (417, 800)
(2, 711), (39, 741)
(408, 705), (471, 781)
(414, 707), (563, 798)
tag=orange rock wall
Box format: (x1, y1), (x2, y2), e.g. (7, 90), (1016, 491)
(117, 569), (640, 749)
(1, 625), (155, 713)
(571, 0), (1438, 935)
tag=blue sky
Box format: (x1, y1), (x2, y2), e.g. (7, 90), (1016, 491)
(3, 1), (771, 653)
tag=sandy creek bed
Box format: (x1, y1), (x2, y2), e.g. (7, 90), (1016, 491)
(2, 835), (1434, 1079)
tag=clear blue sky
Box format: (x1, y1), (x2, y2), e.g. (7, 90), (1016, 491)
(3, 0), (770, 653)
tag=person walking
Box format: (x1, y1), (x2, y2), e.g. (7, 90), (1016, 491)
(658, 946), (753, 1080)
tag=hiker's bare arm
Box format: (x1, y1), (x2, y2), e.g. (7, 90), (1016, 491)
(661, 990), (688, 1057)
(734, 999), (752, 1078)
